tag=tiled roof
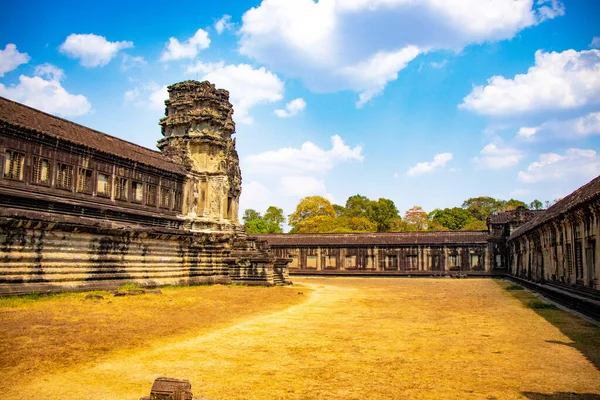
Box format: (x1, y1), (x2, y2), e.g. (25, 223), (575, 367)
(511, 175), (600, 239)
(0, 96), (186, 175)
(487, 208), (543, 224)
(251, 231), (489, 246)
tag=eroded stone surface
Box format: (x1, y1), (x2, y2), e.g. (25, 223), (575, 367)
(158, 81), (241, 230)
(0, 81), (291, 295)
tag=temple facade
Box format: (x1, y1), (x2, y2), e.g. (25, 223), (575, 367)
(251, 231), (490, 275)
(508, 176), (599, 291)
(253, 176), (600, 295)
(0, 81), (290, 295)
(0, 80), (598, 299)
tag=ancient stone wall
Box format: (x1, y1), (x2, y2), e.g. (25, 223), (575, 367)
(253, 232), (491, 275)
(508, 199), (600, 291)
(0, 212), (290, 295)
(0, 83), (291, 295)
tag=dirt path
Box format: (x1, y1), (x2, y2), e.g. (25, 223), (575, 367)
(7, 278), (600, 399)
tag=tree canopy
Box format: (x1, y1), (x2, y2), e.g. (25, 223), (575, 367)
(367, 198), (399, 232)
(288, 196), (336, 229)
(431, 207), (472, 230)
(246, 193), (550, 234)
(243, 206), (286, 234)
(462, 197), (504, 221)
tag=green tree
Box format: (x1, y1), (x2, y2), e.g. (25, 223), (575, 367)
(244, 218), (269, 234)
(367, 198), (399, 232)
(288, 196), (336, 230)
(502, 199), (528, 211)
(462, 197), (503, 221)
(243, 209), (261, 223)
(333, 204), (345, 218)
(263, 206), (285, 233)
(461, 219), (488, 230)
(342, 216), (377, 232)
(344, 194), (372, 218)
(432, 207), (473, 230)
(529, 199), (544, 210)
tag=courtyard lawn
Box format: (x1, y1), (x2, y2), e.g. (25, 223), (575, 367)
(0, 278), (598, 399)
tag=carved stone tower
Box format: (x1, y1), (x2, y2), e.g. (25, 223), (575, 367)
(158, 81), (241, 231)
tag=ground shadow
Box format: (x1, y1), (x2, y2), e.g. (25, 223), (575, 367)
(495, 280), (600, 371)
(522, 392), (600, 399)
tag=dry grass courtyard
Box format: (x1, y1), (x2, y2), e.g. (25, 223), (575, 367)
(0, 278), (599, 399)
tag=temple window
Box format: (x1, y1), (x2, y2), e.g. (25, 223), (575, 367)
(471, 254), (480, 269)
(345, 255), (356, 268)
(3, 150), (24, 180)
(56, 163), (73, 189)
(32, 156), (50, 185)
(174, 191), (182, 211)
(77, 168), (93, 193)
(146, 184), (157, 206)
(97, 173), (110, 196)
(406, 255), (418, 270)
(115, 177), (128, 200)
(449, 255), (458, 268)
(160, 187), (170, 208)
(132, 181), (144, 203)
(386, 255), (398, 269)
(586, 240), (596, 285)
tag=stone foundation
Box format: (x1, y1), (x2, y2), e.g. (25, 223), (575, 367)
(0, 212), (289, 296)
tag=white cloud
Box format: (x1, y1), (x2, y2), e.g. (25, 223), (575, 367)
(518, 112), (600, 139)
(121, 54), (146, 71)
(0, 73), (91, 117)
(215, 15), (234, 34)
(279, 176), (328, 198)
(149, 84), (168, 111)
(572, 112), (600, 135)
(406, 152), (453, 176)
(274, 98), (306, 118)
(187, 62), (284, 124)
(122, 82), (167, 111)
(518, 126), (538, 138)
(160, 29), (210, 62)
(536, 0), (565, 21)
(239, 0), (563, 106)
(473, 143), (524, 169)
(461, 49), (600, 116)
(430, 60), (448, 69)
(518, 148), (600, 183)
(123, 87), (140, 103)
(34, 63), (65, 81)
(0, 44), (30, 77)
(246, 135), (363, 174)
(59, 34), (133, 67)
(340, 46), (421, 107)
(591, 37), (600, 49)
(239, 181), (273, 215)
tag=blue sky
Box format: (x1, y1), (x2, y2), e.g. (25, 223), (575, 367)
(1, 0), (599, 225)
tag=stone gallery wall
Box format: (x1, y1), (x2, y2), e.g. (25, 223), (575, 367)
(253, 231), (492, 274)
(0, 212), (287, 296)
(0, 82), (291, 295)
(508, 176), (600, 291)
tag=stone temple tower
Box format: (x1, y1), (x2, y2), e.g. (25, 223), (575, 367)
(158, 81), (241, 231)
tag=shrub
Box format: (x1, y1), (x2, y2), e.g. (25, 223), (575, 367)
(528, 300), (558, 310)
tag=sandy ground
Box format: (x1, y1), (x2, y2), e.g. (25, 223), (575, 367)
(2, 278), (599, 399)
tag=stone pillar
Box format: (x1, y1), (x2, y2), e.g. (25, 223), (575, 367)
(157, 80), (241, 232)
